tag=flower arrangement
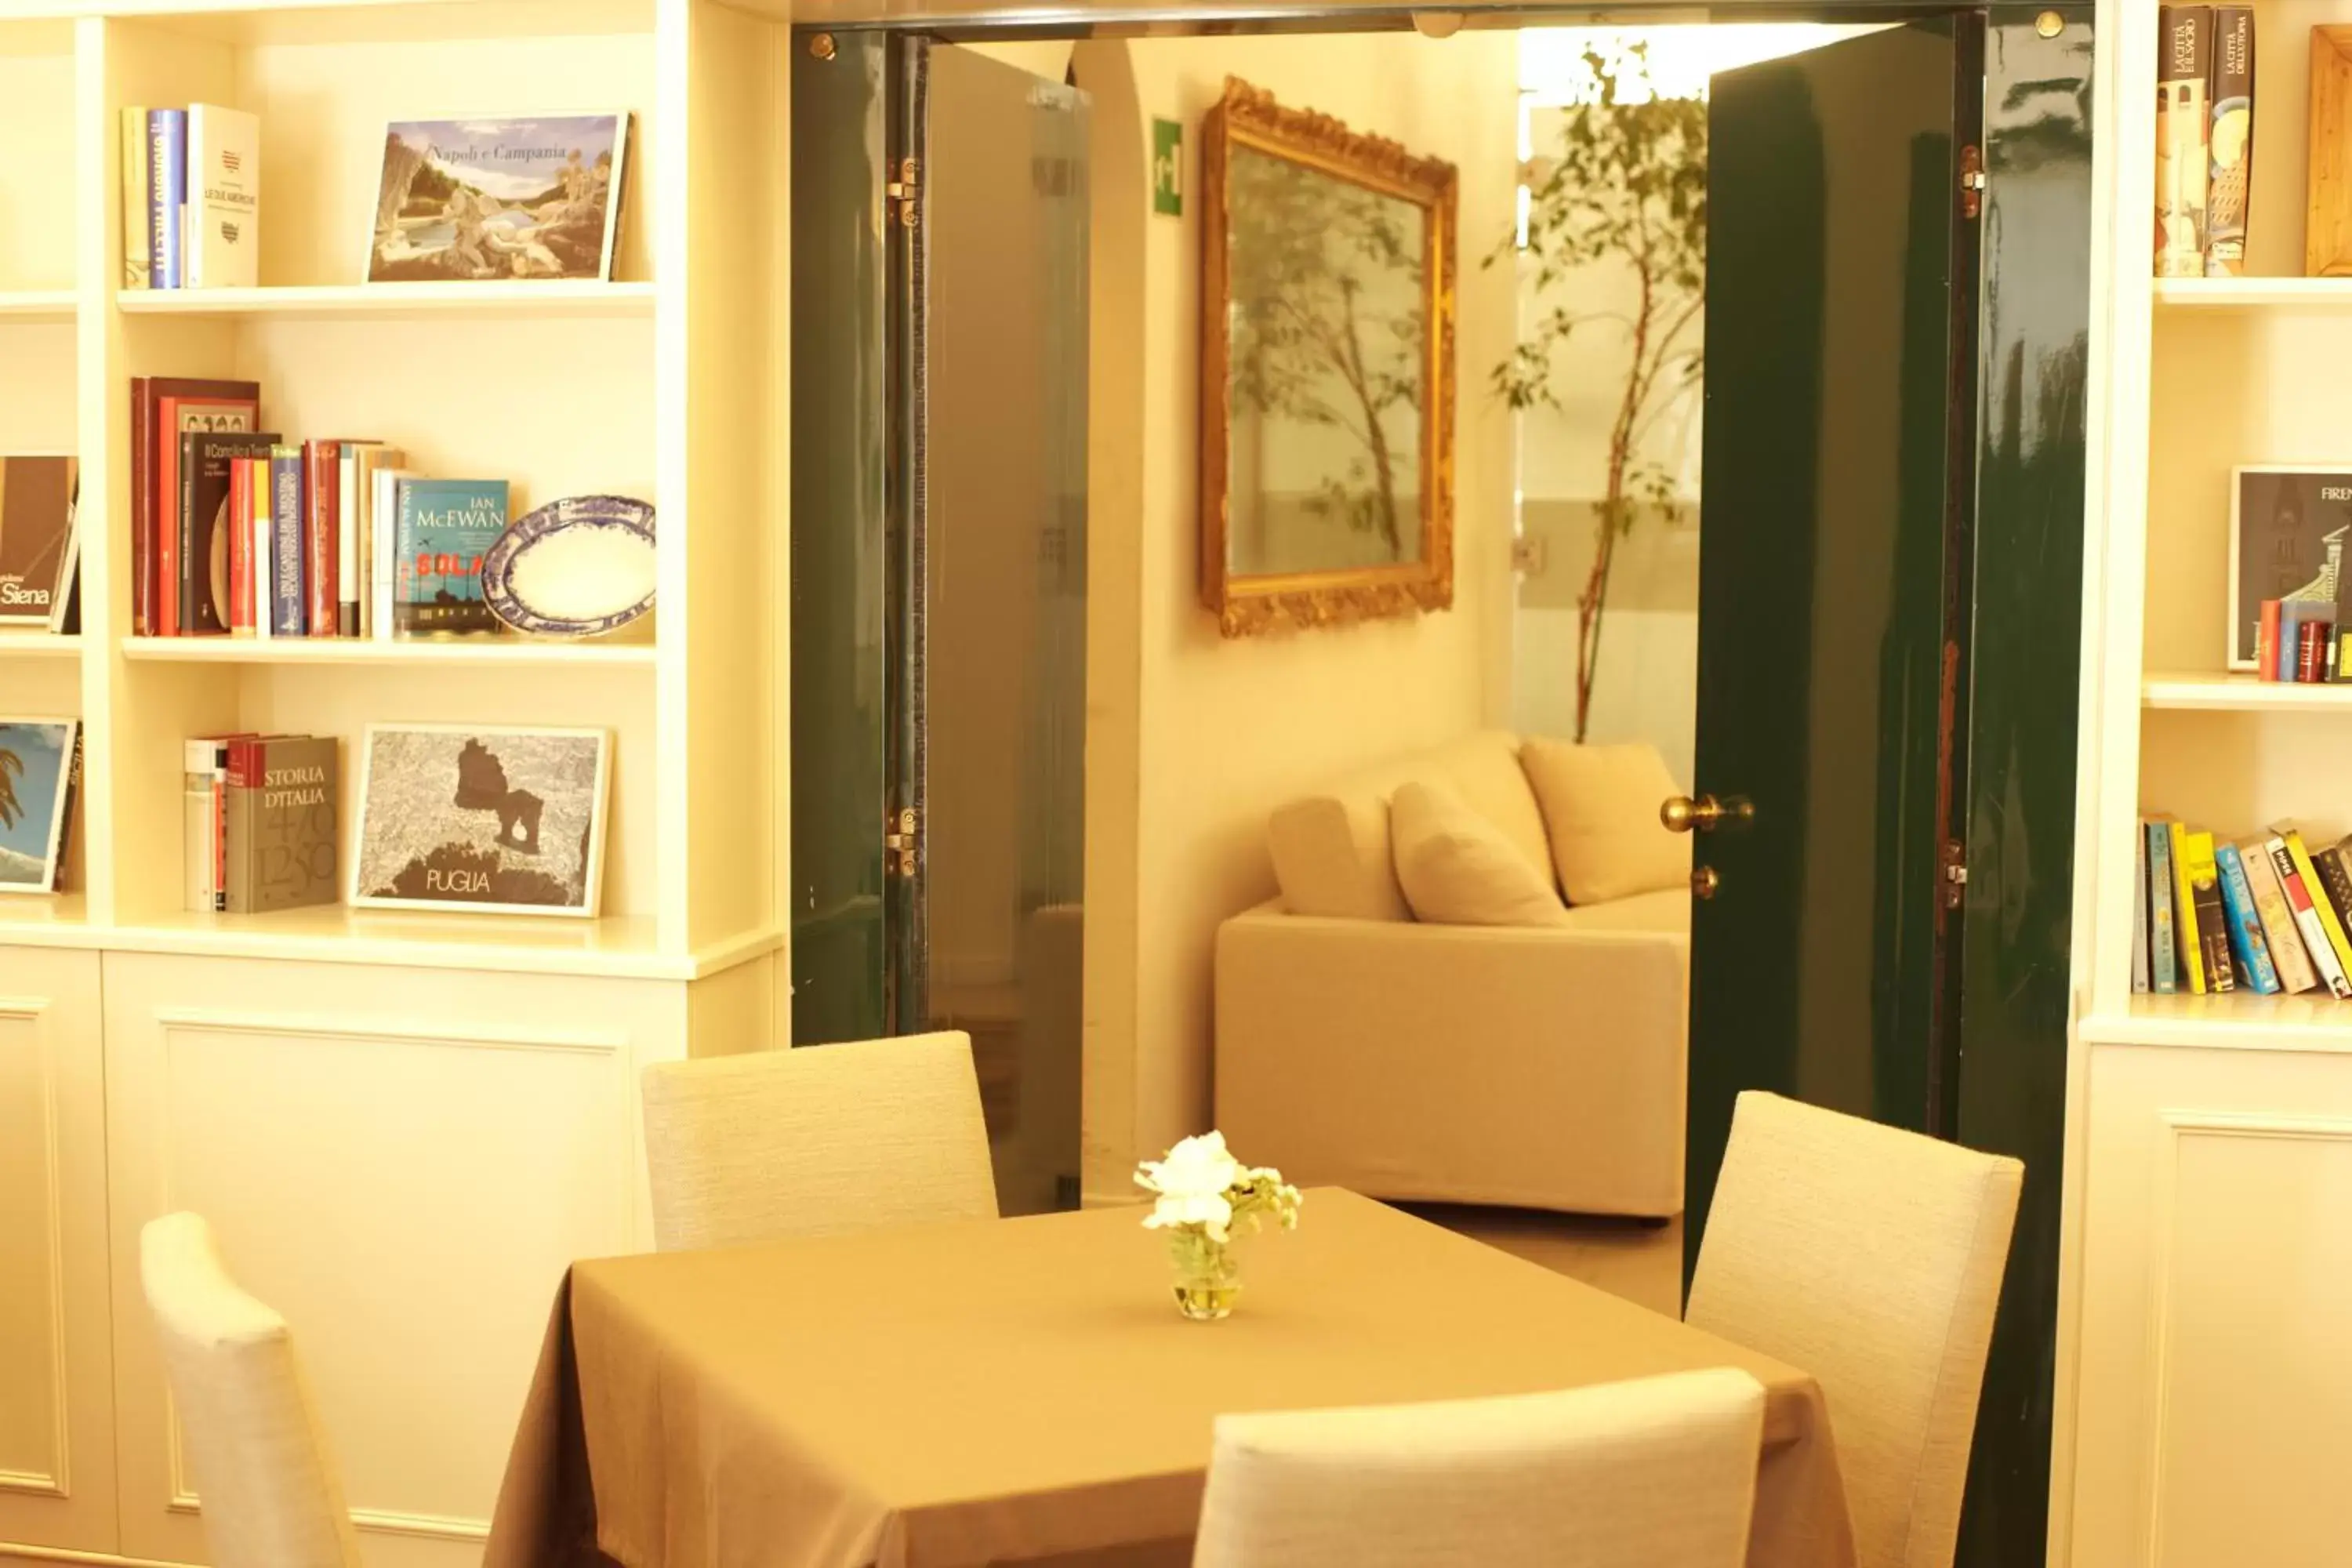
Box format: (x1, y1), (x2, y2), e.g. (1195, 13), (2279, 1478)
(1134, 1131), (1301, 1320)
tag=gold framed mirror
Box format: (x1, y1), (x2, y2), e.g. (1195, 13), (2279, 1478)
(1200, 78), (1457, 638)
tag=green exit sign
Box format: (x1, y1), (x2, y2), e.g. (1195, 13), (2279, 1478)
(1152, 118), (1182, 216)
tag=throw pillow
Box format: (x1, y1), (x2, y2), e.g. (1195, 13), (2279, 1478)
(1519, 739), (1690, 905)
(1389, 780), (1572, 927)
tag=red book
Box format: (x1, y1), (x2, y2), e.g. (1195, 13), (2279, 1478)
(2258, 599), (2281, 681)
(227, 458), (252, 636)
(303, 439), (349, 637)
(132, 378), (257, 637)
(2299, 619), (2331, 682)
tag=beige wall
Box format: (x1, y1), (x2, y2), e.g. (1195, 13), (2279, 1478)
(1073, 31), (1520, 1192)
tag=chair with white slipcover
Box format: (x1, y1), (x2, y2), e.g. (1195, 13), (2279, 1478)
(640, 1029), (998, 1252)
(1190, 1367), (1767, 1568)
(140, 1210), (361, 1568)
(1685, 1091), (2024, 1568)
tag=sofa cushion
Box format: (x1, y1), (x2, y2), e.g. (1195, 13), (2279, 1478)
(1555, 887), (1691, 935)
(1269, 731), (1555, 921)
(1389, 782), (1573, 927)
(1520, 739), (1690, 905)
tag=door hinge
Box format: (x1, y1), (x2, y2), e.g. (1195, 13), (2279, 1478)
(887, 157), (921, 227)
(1940, 837), (1969, 909)
(1959, 145), (1985, 220)
(886, 807), (918, 878)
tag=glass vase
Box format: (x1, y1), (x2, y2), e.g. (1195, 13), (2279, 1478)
(1168, 1230), (1240, 1321)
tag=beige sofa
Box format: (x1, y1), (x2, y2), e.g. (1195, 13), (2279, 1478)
(1213, 731), (1688, 1218)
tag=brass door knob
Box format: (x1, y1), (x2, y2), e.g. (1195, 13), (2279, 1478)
(1661, 794), (1724, 833)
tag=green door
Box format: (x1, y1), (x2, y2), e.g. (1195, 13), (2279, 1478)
(1682, 19), (1982, 1240)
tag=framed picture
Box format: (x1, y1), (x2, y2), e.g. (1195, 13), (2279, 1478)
(0, 718), (80, 895)
(2228, 466), (2352, 669)
(366, 113), (631, 283)
(352, 724), (612, 916)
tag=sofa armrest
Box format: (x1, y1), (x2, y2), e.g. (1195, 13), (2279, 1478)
(1213, 904), (1686, 1217)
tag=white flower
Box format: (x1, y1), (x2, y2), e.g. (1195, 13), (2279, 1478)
(1134, 1131), (1242, 1203)
(1145, 1190), (1236, 1243)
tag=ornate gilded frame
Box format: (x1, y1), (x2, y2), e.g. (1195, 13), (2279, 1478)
(1199, 78), (1458, 638)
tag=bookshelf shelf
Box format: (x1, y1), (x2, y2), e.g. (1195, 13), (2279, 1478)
(115, 281), (658, 321)
(0, 289), (74, 321)
(0, 632), (82, 659)
(2142, 673), (2352, 710)
(2152, 277), (2352, 310)
(2080, 993), (2352, 1054)
(118, 635), (655, 667)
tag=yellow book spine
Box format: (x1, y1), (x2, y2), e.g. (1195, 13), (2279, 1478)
(2169, 819), (2205, 993)
(2284, 830), (2352, 979)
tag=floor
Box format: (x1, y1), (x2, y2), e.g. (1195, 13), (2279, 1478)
(1404, 1202), (1686, 1318)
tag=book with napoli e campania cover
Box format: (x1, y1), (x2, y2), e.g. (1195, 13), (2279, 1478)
(223, 735), (337, 913)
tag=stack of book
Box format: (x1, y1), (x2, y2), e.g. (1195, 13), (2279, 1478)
(129, 377), (512, 639)
(123, 103), (260, 290)
(183, 733), (338, 914)
(2135, 818), (2352, 998)
(2154, 5), (2256, 279)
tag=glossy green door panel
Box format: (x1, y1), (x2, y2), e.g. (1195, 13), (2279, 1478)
(1686, 18), (1977, 1254)
(1953, 12), (2094, 1566)
(789, 34), (891, 1044)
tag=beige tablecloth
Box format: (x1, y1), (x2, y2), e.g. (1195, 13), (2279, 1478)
(484, 1189), (1854, 1568)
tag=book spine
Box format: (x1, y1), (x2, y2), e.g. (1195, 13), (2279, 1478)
(2208, 6), (2255, 277)
(2148, 821), (2180, 993)
(2278, 603), (2304, 681)
(2169, 819), (2206, 992)
(150, 109), (185, 290)
(270, 448), (304, 635)
(2268, 837), (2350, 997)
(2241, 836), (2319, 993)
(2156, 7), (2213, 278)
(2299, 617), (2330, 681)
(223, 739), (256, 914)
(372, 471), (400, 639)
(2281, 831), (2352, 994)
(158, 413), (181, 637)
(250, 459), (272, 643)
(176, 432), (200, 634)
(129, 379), (153, 637)
(49, 730), (82, 893)
(2188, 832), (2237, 992)
(227, 458), (252, 635)
(122, 107), (151, 289)
(2216, 844), (2281, 993)
(2132, 828), (2151, 993)
(2258, 598), (2281, 680)
(305, 440), (338, 635)
(338, 445), (360, 637)
(183, 739), (214, 912)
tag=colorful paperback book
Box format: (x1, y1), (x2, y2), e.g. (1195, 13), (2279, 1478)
(392, 479), (509, 636)
(2274, 829), (2352, 996)
(121, 106), (151, 289)
(2182, 827), (2236, 993)
(2156, 6), (2212, 278)
(2215, 842), (2281, 994)
(185, 103), (260, 289)
(2147, 819), (2180, 994)
(148, 108), (187, 289)
(2169, 819), (2207, 992)
(2239, 835), (2319, 993)
(2207, 8), (2255, 276)
(268, 446), (303, 637)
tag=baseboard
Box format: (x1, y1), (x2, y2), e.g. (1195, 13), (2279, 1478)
(0, 1545), (191, 1568)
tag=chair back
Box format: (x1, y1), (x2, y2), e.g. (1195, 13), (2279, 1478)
(1685, 1091), (2024, 1568)
(1192, 1368), (1766, 1568)
(641, 1030), (998, 1251)
(139, 1212), (361, 1568)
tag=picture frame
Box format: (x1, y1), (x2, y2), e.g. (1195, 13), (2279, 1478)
(2226, 466), (2352, 670)
(0, 718), (81, 896)
(365, 113), (632, 284)
(351, 723), (612, 917)
(1199, 78), (1457, 638)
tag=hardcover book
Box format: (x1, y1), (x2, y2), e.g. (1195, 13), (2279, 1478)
(0, 719), (80, 895)
(353, 724), (611, 916)
(2215, 842), (2280, 994)
(2232, 467), (2352, 670)
(179, 429), (279, 634)
(151, 384), (260, 637)
(367, 114), (631, 282)
(268, 445), (303, 636)
(2238, 835), (2320, 993)
(122, 105), (151, 289)
(2147, 819), (2180, 994)
(2206, 8), (2255, 276)
(186, 103), (260, 290)
(0, 457), (78, 626)
(148, 108), (187, 289)
(224, 735), (337, 914)
(2156, 6), (2212, 278)
(393, 479), (510, 636)
(132, 378), (258, 637)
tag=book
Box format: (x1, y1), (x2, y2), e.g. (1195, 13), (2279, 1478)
(371, 465), (416, 638)
(2148, 819), (2180, 994)
(179, 429), (278, 634)
(183, 735), (243, 912)
(0, 456), (79, 626)
(2207, 7), (2254, 277)
(2156, 6), (2212, 278)
(368, 114), (631, 283)
(354, 445), (404, 638)
(2132, 827), (2151, 993)
(334, 441), (393, 636)
(184, 103), (260, 290)
(2312, 840), (2352, 967)
(2239, 834), (2319, 993)
(47, 495), (80, 637)
(149, 108), (187, 289)
(269, 445), (303, 636)
(2215, 842), (2280, 994)
(227, 456), (255, 636)
(303, 438), (358, 635)
(2274, 829), (2352, 995)
(122, 105), (151, 289)
(0, 720), (81, 895)
(223, 735), (336, 914)
(2257, 597), (2281, 679)
(132, 378), (257, 637)
(2298, 614), (2335, 681)
(2181, 827), (2236, 993)
(2168, 819), (2206, 991)
(392, 479), (510, 637)
(151, 383), (260, 637)
(246, 453), (273, 643)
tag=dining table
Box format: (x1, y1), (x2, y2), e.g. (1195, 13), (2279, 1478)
(482, 1187), (1857, 1568)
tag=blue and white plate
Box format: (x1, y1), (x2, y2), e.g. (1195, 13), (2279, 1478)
(484, 494), (656, 638)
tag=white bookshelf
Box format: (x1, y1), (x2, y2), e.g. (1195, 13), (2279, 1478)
(2153, 275), (2352, 308)
(0, 289), (77, 319)
(2142, 672), (2352, 710)
(114, 278), (659, 319)
(0, 630), (85, 658)
(118, 633), (658, 665)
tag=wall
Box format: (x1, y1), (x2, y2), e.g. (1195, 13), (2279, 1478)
(1072, 30), (1520, 1189)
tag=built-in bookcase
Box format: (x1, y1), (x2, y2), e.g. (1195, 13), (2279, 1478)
(2082, 0), (2352, 1047)
(0, 0), (784, 982)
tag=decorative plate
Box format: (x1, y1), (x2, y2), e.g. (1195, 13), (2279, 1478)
(483, 494), (656, 638)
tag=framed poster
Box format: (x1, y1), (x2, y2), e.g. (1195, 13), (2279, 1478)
(0, 718), (79, 895)
(352, 724), (611, 916)
(2229, 466), (2352, 670)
